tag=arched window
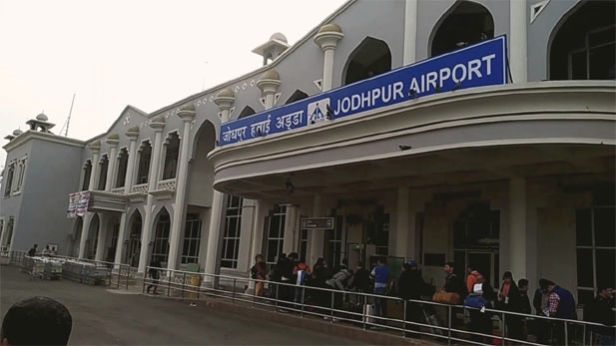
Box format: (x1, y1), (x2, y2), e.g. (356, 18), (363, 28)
(549, 0), (615, 80)
(136, 141), (151, 185)
(430, 1), (494, 57)
(125, 210), (142, 267)
(238, 106), (256, 119)
(162, 133), (179, 180)
(115, 149), (129, 188)
(82, 160), (92, 191)
(151, 208), (170, 265)
(344, 37), (392, 85)
(285, 90), (308, 104)
(4, 164), (14, 197)
(97, 155), (109, 190)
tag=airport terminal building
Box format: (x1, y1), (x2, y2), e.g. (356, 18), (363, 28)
(1, 0), (614, 305)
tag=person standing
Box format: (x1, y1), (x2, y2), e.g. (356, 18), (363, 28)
(517, 279), (532, 315)
(146, 259), (161, 294)
(467, 268), (480, 294)
(348, 261), (371, 294)
(370, 257), (390, 324)
(443, 261), (465, 299)
(27, 244), (37, 257)
(398, 261), (424, 337)
(584, 286), (615, 345)
(532, 279), (550, 344)
(545, 279), (577, 345)
(250, 254), (267, 297)
(497, 271), (523, 341)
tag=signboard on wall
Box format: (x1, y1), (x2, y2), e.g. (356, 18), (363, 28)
(219, 36), (507, 146)
(300, 217), (335, 230)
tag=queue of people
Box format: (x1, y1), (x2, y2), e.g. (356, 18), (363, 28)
(250, 255), (615, 345)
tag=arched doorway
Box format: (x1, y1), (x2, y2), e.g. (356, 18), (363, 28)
(549, 0), (615, 80)
(86, 214), (100, 259)
(452, 202), (500, 288)
(237, 106), (256, 119)
(125, 211), (142, 267)
(150, 208), (171, 265)
(430, 1), (494, 57)
(343, 37), (392, 85)
(187, 120), (216, 206)
(71, 217), (83, 257)
(285, 90), (308, 104)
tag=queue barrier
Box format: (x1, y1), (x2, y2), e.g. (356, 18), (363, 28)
(144, 266), (616, 346)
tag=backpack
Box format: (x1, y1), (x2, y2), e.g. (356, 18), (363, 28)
(250, 265), (258, 279)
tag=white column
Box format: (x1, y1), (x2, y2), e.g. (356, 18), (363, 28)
(137, 117), (166, 274)
(403, 0), (418, 65)
(249, 200), (270, 265)
(314, 24), (343, 92)
(105, 136), (119, 191)
(308, 194), (325, 267)
(236, 199), (256, 271)
(509, 177), (527, 280)
(78, 213), (93, 259)
(113, 212), (128, 268)
(394, 187), (410, 258)
(95, 214), (107, 261)
(88, 144), (101, 190)
(204, 191), (225, 281)
(123, 130), (139, 193)
(509, 0), (527, 83)
(282, 205), (299, 255)
(167, 105), (196, 271)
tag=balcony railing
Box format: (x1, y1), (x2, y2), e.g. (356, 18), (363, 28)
(156, 178), (176, 192)
(111, 187), (124, 194)
(131, 183), (148, 194)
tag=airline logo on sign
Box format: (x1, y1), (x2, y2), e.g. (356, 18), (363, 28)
(219, 36), (507, 146)
(307, 98), (330, 124)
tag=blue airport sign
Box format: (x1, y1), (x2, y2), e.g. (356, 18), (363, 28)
(219, 36), (507, 146)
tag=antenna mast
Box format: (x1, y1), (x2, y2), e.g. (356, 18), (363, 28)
(61, 93), (76, 137)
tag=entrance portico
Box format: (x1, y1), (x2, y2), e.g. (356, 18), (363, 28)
(209, 81), (615, 293)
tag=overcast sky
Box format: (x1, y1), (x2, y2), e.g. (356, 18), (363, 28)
(0, 0), (348, 167)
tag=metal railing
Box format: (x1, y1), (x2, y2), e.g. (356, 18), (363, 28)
(6, 251), (136, 289)
(144, 266), (615, 346)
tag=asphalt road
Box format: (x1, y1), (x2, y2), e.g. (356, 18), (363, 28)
(0, 265), (366, 345)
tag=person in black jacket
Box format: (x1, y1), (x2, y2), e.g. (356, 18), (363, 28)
(497, 271), (523, 342)
(584, 286), (615, 345)
(517, 279), (532, 314)
(398, 261), (424, 337)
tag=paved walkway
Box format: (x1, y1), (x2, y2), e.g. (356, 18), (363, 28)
(1, 265), (368, 345)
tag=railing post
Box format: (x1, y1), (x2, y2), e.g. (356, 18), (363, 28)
(501, 311), (506, 345)
(582, 323), (586, 346)
(363, 294), (367, 330)
(142, 266), (146, 293)
(182, 272), (186, 298)
(167, 271), (171, 297)
(300, 286), (306, 317)
(330, 291), (335, 323)
(232, 278), (236, 304)
(447, 305), (452, 346)
(275, 283), (279, 308)
(403, 299), (407, 337)
(564, 320), (568, 346)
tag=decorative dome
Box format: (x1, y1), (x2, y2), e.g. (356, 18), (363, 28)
(179, 103), (196, 112)
(36, 113), (48, 122)
(318, 23), (342, 34)
(216, 88), (235, 99)
(270, 32), (288, 43)
(260, 69), (280, 81)
(12, 129), (22, 136)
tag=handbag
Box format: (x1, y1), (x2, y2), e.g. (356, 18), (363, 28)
(432, 290), (461, 305)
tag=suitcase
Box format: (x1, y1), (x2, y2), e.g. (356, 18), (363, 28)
(363, 303), (375, 324)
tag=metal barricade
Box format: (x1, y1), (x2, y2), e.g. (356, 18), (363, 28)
(142, 266), (616, 346)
